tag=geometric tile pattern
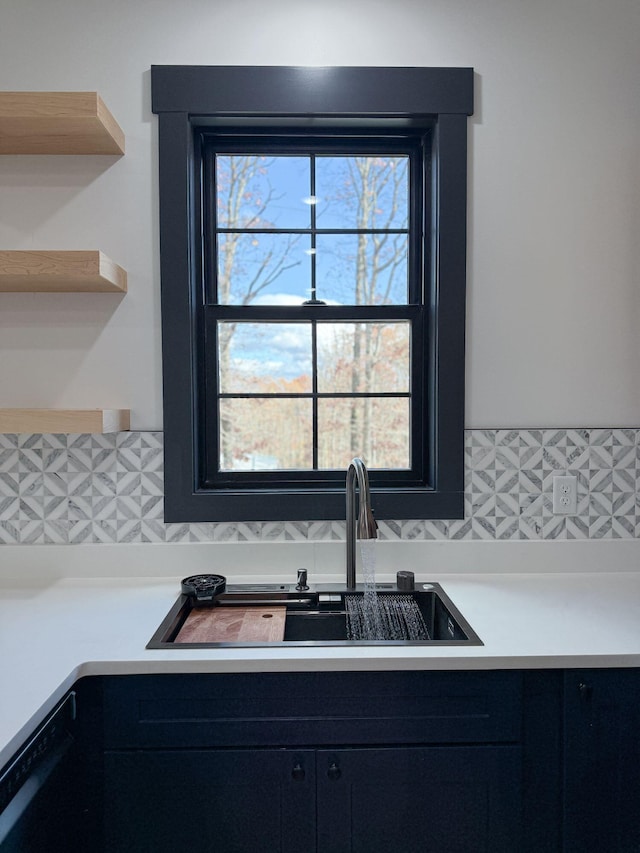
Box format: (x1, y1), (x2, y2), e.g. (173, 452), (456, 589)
(1, 428), (639, 544)
(458, 428), (638, 542)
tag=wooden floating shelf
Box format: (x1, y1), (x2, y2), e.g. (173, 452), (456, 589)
(0, 251), (127, 293)
(0, 91), (125, 155)
(0, 409), (130, 434)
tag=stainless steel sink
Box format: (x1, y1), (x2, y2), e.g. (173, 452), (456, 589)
(147, 582), (482, 648)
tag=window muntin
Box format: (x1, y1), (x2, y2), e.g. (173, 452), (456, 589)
(205, 137), (420, 482)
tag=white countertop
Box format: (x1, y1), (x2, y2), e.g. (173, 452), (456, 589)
(2, 539), (640, 769)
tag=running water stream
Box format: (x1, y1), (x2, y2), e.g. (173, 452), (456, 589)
(345, 540), (430, 641)
(359, 538), (384, 639)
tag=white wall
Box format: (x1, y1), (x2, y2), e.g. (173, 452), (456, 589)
(1, 0), (639, 430)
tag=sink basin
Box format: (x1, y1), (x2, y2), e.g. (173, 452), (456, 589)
(147, 582), (482, 648)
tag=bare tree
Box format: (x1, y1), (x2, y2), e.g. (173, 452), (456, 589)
(216, 153), (409, 473)
(216, 155), (301, 468)
(347, 156), (408, 460)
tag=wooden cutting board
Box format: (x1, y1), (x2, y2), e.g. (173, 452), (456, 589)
(175, 606), (287, 643)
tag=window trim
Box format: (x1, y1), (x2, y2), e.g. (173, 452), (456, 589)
(151, 65), (473, 523)
(202, 132), (423, 488)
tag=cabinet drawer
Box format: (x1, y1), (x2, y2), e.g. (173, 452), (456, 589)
(104, 671), (522, 748)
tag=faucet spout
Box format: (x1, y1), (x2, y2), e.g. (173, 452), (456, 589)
(346, 457), (378, 590)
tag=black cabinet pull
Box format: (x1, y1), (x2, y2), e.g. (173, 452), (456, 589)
(578, 682), (593, 702)
(291, 763), (305, 781)
(327, 762), (341, 781)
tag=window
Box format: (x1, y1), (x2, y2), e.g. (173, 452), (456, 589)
(152, 66), (473, 522)
(206, 138), (419, 481)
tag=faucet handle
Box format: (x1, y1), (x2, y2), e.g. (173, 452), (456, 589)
(295, 568), (309, 591)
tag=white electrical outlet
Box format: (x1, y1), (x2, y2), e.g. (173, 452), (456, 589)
(552, 475), (577, 515)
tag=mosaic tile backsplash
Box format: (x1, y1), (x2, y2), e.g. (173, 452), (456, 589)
(0, 429), (638, 544)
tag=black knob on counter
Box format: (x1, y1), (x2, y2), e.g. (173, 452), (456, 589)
(296, 569), (309, 591)
(396, 571), (415, 591)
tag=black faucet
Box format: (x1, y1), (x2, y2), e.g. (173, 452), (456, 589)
(345, 457), (378, 589)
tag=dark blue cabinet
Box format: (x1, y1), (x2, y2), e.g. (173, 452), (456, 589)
(105, 749), (316, 853)
(316, 745), (522, 853)
(102, 671), (528, 853)
(4, 667), (639, 852)
(563, 669), (640, 853)
(105, 744), (522, 853)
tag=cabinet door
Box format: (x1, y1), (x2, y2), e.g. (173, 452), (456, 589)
(104, 749), (316, 853)
(564, 669), (640, 853)
(316, 745), (522, 853)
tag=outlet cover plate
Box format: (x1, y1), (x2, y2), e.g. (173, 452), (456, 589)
(552, 475), (577, 515)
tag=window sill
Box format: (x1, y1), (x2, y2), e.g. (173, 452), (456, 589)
(164, 484), (464, 523)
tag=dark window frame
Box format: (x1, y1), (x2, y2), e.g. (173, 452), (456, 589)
(151, 65), (473, 522)
(203, 132), (423, 487)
